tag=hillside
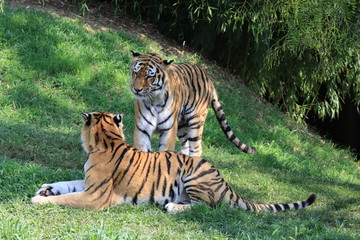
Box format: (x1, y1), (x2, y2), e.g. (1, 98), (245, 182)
(0, 1), (359, 239)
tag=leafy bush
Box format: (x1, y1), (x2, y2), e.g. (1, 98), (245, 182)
(50, 1), (360, 122)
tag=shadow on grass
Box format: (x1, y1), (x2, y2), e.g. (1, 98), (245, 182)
(171, 205), (359, 239)
(0, 158), (83, 202)
(0, 121), (84, 169)
(0, 7), (143, 112)
(0, 8), (141, 168)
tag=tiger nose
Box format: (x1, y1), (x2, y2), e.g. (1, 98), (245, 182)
(133, 87), (143, 93)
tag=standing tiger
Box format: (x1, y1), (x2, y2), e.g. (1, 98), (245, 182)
(130, 51), (256, 156)
(31, 111), (316, 212)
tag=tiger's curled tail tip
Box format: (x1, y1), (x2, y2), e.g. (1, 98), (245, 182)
(245, 146), (256, 154)
(307, 194), (317, 206)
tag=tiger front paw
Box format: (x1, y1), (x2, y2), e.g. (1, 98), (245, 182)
(164, 202), (191, 213)
(31, 195), (51, 205)
(35, 184), (57, 197)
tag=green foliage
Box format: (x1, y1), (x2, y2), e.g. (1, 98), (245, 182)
(71, 0), (360, 122)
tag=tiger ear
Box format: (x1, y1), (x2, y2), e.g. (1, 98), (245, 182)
(114, 113), (124, 127)
(162, 59), (174, 65)
(81, 113), (91, 125)
(81, 113), (90, 121)
(131, 51), (141, 57)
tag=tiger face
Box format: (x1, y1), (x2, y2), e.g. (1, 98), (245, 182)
(80, 112), (125, 154)
(130, 51), (173, 99)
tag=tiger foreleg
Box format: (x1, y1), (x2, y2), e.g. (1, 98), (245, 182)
(35, 180), (85, 196)
(158, 125), (178, 152)
(134, 100), (157, 152)
(177, 123), (190, 155)
(134, 127), (152, 152)
(32, 180), (115, 210)
(31, 191), (107, 210)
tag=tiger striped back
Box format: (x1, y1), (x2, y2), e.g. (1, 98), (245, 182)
(130, 51), (256, 156)
(32, 111), (316, 213)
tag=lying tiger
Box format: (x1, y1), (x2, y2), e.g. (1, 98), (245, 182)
(130, 51), (256, 156)
(31, 111), (316, 212)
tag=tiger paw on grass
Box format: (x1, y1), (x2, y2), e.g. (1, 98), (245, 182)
(31, 111), (316, 212)
(129, 51), (256, 157)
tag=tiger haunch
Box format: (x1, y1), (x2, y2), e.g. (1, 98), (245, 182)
(130, 51), (256, 156)
(31, 111), (315, 213)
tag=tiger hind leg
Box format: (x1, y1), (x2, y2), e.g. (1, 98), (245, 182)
(187, 118), (206, 157)
(178, 122), (190, 155)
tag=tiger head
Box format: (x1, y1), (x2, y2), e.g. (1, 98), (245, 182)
(130, 51), (173, 99)
(80, 111), (125, 154)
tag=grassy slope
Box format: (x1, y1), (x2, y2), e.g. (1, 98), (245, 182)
(0, 5), (359, 240)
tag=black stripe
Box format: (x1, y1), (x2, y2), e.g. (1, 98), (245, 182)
(85, 183), (95, 192)
(283, 204), (290, 210)
(132, 195), (138, 205)
(99, 190), (112, 209)
(133, 158), (152, 204)
(158, 111), (174, 125)
(92, 185), (110, 202)
(193, 159), (207, 172)
(149, 182), (155, 203)
(274, 204), (282, 211)
(235, 193), (240, 206)
(224, 126), (231, 133)
(211, 181), (225, 192)
(156, 161), (162, 190)
(218, 114), (226, 122)
(218, 185), (229, 201)
(185, 158), (194, 174)
(85, 163), (97, 174)
(156, 91), (169, 109)
(88, 177), (112, 195)
(245, 201), (252, 210)
(95, 132), (99, 145)
(184, 168), (216, 183)
(116, 150), (137, 184)
(162, 178), (167, 196)
(138, 108), (155, 127)
(108, 143), (126, 164)
(111, 147), (130, 180)
(169, 184), (175, 201)
(136, 124), (151, 139)
(152, 154), (157, 173)
(267, 204), (274, 211)
(177, 132), (187, 139)
(108, 131), (124, 139)
(165, 152), (171, 175)
(127, 153), (143, 186)
(176, 155), (183, 167)
(188, 136), (201, 142)
(294, 202), (299, 210)
(140, 154), (151, 174)
(140, 101), (156, 118)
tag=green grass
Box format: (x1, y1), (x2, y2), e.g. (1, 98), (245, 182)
(0, 6), (359, 240)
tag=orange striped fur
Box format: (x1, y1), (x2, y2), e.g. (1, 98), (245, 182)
(130, 51), (256, 156)
(32, 111), (316, 212)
